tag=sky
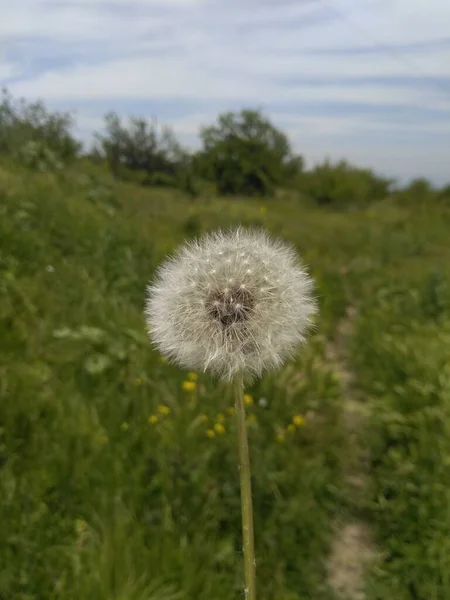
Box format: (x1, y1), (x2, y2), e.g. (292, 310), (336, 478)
(1, 0), (449, 185)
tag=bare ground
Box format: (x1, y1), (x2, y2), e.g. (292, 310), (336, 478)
(325, 306), (378, 600)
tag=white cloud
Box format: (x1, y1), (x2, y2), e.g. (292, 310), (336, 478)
(1, 0), (450, 183)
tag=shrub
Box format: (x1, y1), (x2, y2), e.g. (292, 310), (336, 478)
(199, 109), (303, 197)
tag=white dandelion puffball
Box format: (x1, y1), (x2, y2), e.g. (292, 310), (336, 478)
(145, 227), (317, 381)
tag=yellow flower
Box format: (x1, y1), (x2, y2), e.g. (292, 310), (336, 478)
(247, 414), (257, 424)
(120, 422), (129, 431)
(244, 394), (253, 406)
(293, 415), (306, 427)
(148, 415), (159, 424)
(158, 405), (171, 416)
(287, 423), (295, 433)
(206, 429), (215, 439)
(227, 407), (235, 416)
(214, 423), (225, 435)
(199, 414), (208, 423)
(276, 433), (285, 443)
(134, 377), (142, 386)
(187, 371), (198, 381)
(75, 519), (87, 535)
(216, 413), (225, 423)
(182, 381), (197, 392)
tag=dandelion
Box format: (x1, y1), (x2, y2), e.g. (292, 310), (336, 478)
(148, 415), (159, 424)
(214, 423), (226, 435)
(187, 371), (198, 381)
(120, 422), (129, 431)
(145, 227), (317, 600)
(293, 415), (306, 427)
(182, 380), (196, 392)
(158, 405), (171, 416)
(244, 394), (254, 406)
(145, 227), (316, 381)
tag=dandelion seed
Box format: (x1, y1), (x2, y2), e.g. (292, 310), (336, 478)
(243, 394), (253, 406)
(206, 429), (215, 438)
(258, 397), (268, 408)
(182, 380), (196, 392)
(293, 415), (306, 427)
(148, 415), (159, 424)
(158, 405), (171, 415)
(214, 423), (225, 435)
(145, 227), (317, 381)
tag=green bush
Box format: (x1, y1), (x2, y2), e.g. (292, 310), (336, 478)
(199, 109), (303, 197)
(299, 160), (393, 207)
(0, 88), (80, 162)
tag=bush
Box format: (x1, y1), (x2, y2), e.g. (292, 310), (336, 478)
(199, 109), (303, 197)
(93, 113), (187, 184)
(0, 88), (80, 162)
(299, 160), (393, 207)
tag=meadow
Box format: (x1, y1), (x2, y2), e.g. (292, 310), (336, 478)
(1, 158), (450, 600)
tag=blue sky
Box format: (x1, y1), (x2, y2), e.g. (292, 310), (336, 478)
(1, 0), (449, 184)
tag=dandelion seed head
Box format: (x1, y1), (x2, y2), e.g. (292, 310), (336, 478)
(145, 227), (317, 381)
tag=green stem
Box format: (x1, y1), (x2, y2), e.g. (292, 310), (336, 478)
(234, 373), (256, 600)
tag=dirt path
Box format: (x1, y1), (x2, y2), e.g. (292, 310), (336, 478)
(325, 306), (377, 600)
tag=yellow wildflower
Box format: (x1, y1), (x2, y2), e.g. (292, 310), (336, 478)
(287, 423), (295, 433)
(75, 519), (87, 535)
(216, 413), (225, 423)
(244, 394), (253, 406)
(187, 371), (198, 381)
(158, 405), (171, 416)
(214, 423), (225, 435)
(148, 415), (159, 424)
(206, 429), (215, 439)
(227, 407), (235, 416)
(120, 422), (129, 431)
(182, 380), (197, 392)
(293, 415), (306, 427)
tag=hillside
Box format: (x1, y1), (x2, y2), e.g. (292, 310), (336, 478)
(1, 160), (450, 600)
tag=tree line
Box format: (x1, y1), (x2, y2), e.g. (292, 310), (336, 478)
(1, 87), (448, 204)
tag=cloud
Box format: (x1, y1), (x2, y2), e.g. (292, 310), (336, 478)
(1, 0), (449, 184)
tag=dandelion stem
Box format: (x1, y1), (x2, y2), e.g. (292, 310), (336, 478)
(234, 373), (256, 600)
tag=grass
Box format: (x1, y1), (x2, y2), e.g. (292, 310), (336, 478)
(1, 159), (450, 599)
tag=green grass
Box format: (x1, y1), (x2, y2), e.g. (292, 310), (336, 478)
(1, 160), (450, 599)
